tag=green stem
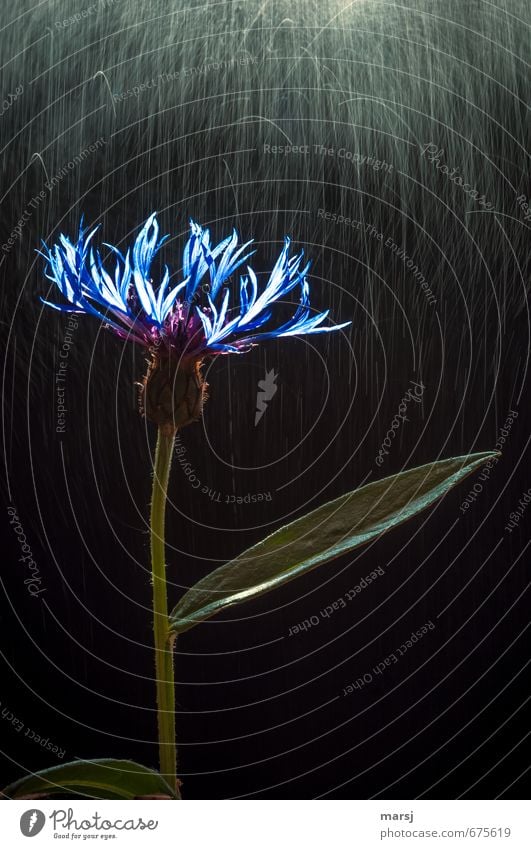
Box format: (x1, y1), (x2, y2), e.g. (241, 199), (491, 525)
(150, 426), (180, 798)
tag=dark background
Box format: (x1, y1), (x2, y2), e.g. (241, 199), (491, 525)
(0, 0), (529, 799)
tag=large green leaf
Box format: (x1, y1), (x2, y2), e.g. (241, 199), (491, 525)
(1, 759), (178, 800)
(169, 451), (498, 636)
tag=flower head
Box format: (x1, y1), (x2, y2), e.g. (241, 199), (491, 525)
(40, 214), (349, 429)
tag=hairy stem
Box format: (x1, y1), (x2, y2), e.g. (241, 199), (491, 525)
(150, 426), (180, 797)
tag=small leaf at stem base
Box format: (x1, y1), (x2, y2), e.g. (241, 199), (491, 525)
(1, 759), (180, 800)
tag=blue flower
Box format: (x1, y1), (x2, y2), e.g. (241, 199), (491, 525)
(40, 213), (350, 357)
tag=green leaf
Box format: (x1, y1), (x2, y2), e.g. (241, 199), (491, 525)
(1, 759), (179, 800)
(169, 451), (498, 636)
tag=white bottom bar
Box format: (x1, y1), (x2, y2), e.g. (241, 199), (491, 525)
(3, 800), (529, 848)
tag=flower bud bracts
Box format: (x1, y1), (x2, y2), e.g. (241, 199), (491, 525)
(141, 354), (207, 432)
